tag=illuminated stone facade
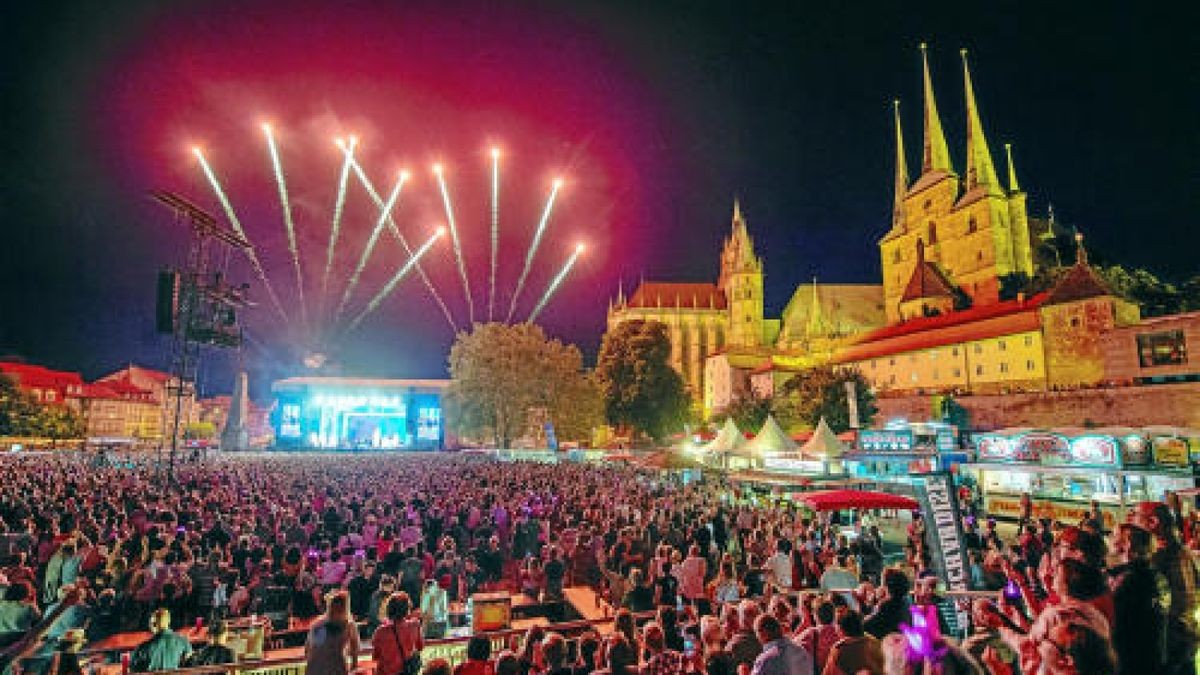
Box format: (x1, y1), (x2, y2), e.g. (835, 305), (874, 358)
(606, 203), (885, 415)
(880, 47), (1033, 324)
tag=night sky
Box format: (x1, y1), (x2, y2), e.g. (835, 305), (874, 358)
(1, 1), (1196, 400)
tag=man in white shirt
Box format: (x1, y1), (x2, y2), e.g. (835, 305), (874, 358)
(764, 539), (792, 592)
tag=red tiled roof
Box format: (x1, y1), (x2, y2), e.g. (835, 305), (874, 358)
(0, 362), (84, 389)
(626, 282), (727, 310)
(1044, 263), (1112, 305)
(834, 293), (1049, 363)
(99, 376), (154, 400)
(900, 261), (955, 303)
(81, 383), (124, 400)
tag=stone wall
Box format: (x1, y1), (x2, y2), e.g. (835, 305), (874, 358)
(876, 381), (1200, 428)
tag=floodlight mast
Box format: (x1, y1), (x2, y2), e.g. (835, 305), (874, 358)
(150, 190), (253, 485)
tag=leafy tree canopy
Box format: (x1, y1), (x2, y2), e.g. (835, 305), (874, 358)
(446, 322), (601, 448)
(594, 320), (690, 442)
(777, 366), (877, 433)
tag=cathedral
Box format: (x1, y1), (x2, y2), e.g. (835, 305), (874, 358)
(605, 201), (885, 417)
(605, 45), (1140, 420)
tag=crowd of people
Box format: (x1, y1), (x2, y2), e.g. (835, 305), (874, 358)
(0, 451), (1196, 675)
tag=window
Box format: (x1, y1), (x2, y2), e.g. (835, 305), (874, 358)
(977, 251), (984, 262)
(893, 249), (902, 263)
(929, 222), (938, 244)
(998, 340), (1006, 351)
(889, 374), (897, 384)
(974, 344), (983, 355)
(976, 365), (985, 376)
(871, 360), (877, 370)
(924, 199), (933, 212)
(889, 358), (896, 366)
(932, 370), (939, 380)
(967, 216), (978, 233)
(1000, 362), (1010, 374)
(911, 372), (919, 382)
(1026, 359), (1036, 371)
(930, 350), (938, 360)
(1024, 335), (1034, 347)
(953, 368), (962, 378)
(1137, 330), (1188, 367)
(1070, 316), (1081, 328)
(951, 347), (959, 357)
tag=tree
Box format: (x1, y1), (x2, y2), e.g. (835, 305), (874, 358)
(184, 421), (218, 440)
(0, 375), (84, 443)
(722, 386), (772, 434)
(594, 320), (690, 442)
(777, 366), (877, 433)
(446, 322), (602, 448)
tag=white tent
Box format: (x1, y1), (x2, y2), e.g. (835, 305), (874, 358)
(705, 418), (746, 452)
(746, 415), (798, 454)
(802, 417), (846, 459)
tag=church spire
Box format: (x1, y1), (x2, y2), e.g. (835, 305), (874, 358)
(1074, 230), (1088, 266)
(1004, 143), (1020, 193)
(920, 43), (953, 175)
(892, 100), (909, 227)
(806, 277), (825, 337)
(961, 49), (1001, 193)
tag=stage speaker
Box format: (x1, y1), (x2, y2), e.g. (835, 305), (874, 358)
(156, 270), (180, 334)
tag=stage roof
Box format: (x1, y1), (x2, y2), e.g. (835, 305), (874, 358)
(272, 377), (450, 393)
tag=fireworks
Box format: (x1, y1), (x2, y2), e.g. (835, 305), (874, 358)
(323, 136), (357, 304)
(262, 123), (307, 328)
(433, 164), (474, 325)
(185, 122), (588, 367)
(335, 169), (408, 321)
(527, 242), (585, 323)
(507, 177), (563, 323)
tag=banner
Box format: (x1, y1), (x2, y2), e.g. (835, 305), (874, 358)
(914, 471), (971, 593)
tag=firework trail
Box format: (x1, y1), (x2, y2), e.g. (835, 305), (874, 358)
(262, 124), (308, 329)
(507, 178), (562, 322)
(344, 227), (446, 334)
(527, 243), (585, 323)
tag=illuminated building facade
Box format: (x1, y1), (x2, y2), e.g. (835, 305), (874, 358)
(880, 46), (1033, 324)
(271, 377), (448, 450)
(607, 203), (885, 416)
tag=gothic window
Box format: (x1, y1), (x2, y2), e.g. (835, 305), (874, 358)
(968, 216), (978, 234)
(893, 248), (901, 263)
(929, 222), (938, 244)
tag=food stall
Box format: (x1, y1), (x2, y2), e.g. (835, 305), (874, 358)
(842, 422), (966, 491)
(965, 429), (1198, 529)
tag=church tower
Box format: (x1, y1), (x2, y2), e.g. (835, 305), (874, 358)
(880, 45), (1035, 324)
(719, 200), (765, 347)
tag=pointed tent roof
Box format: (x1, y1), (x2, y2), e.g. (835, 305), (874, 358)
(919, 43), (954, 177)
(802, 417), (846, 459)
(746, 415), (798, 454)
(705, 418), (747, 452)
(900, 241), (956, 303)
(960, 49), (1002, 197)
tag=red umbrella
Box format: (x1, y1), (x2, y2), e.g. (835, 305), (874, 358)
(795, 489), (919, 512)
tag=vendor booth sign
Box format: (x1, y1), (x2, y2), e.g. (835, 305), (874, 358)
(859, 429), (913, 452)
(914, 471), (971, 593)
(1153, 437), (1190, 468)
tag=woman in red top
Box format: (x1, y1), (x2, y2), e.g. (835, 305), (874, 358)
(371, 592), (423, 675)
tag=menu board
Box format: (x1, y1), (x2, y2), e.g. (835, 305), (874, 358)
(1153, 437), (1190, 468)
(858, 429), (914, 452)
